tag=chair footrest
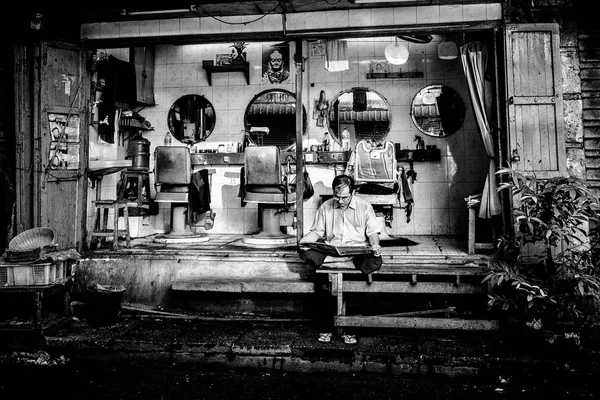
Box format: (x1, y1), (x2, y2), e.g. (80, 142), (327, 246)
(91, 230), (130, 236)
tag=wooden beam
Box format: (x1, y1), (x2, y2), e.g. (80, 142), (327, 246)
(340, 281), (485, 295)
(335, 316), (499, 331)
(172, 280), (315, 293)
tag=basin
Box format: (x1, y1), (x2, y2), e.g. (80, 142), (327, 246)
(89, 159), (132, 178)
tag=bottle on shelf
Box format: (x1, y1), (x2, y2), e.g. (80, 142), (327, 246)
(164, 131), (172, 146)
(322, 132), (330, 152)
(341, 128), (350, 151)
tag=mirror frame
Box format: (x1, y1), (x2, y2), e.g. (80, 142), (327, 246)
(327, 87), (392, 145)
(410, 84), (465, 138)
(243, 88), (307, 148)
(167, 94), (216, 144)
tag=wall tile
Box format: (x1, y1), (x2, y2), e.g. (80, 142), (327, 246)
(159, 19), (180, 36)
(139, 20), (160, 37)
(416, 6), (440, 24)
(219, 16), (243, 33)
(166, 64), (183, 88)
(81, 23), (100, 39)
(120, 21), (140, 37)
(327, 10), (350, 28)
(440, 5), (463, 24)
(200, 16), (221, 34)
(181, 64), (199, 87)
(463, 4), (487, 21)
(306, 11), (327, 30)
(182, 45), (199, 63)
(262, 14), (282, 32)
(371, 8), (394, 26)
(166, 45), (183, 64)
(394, 7), (416, 25)
(487, 3), (503, 20)
(180, 17), (201, 35)
(100, 22), (120, 38)
(349, 9), (371, 27)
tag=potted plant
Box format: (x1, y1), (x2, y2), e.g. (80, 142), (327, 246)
(484, 168), (600, 345)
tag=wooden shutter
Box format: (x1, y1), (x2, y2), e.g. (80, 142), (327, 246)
(505, 23), (566, 178)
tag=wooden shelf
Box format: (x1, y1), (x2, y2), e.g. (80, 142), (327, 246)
(366, 71), (424, 79)
(202, 60), (249, 85)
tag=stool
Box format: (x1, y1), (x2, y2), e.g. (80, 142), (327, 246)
(466, 195), (495, 255)
(118, 170), (151, 205)
(88, 200), (149, 250)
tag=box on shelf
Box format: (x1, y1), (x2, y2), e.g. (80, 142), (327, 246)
(0, 260), (68, 286)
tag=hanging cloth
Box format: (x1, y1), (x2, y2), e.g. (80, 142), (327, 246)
(324, 40), (349, 72)
(460, 41), (501, 219)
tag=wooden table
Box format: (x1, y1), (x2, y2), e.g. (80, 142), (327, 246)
(0, 276), (73, 334)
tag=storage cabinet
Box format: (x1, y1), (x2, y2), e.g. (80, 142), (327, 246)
(130, 47), (155, 106)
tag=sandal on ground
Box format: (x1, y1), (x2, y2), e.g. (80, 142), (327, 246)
(318, 332), (332, 343)
(342, 334), (357, 344)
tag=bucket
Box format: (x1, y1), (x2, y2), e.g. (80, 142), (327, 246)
(127, 134), (151, 171)
(86, 284), (126, 327)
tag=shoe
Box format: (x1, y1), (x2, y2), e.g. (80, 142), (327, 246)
(318, 332), (332, 343)
(342, 334), (357, 344)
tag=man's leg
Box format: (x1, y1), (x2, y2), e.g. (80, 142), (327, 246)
(297, 248), (328, 269)
(352, 254), (382, 274)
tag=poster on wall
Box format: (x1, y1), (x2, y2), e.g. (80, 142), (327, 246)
(47, 113), (80, 170)
(262, 44), (291, 84)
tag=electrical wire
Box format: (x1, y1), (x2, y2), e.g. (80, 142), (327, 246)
(195, 3), (281, 25)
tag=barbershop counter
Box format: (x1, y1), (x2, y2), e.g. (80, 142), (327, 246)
(191, 151), (350, 166)
(190, 148), (440, 166)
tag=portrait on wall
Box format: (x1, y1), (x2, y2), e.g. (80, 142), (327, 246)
(262, 44), (291, 84)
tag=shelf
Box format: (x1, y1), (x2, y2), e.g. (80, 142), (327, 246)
(396, 148), (441, 162)
(202, 60), (250, 85)
(366, 71), (424, 79)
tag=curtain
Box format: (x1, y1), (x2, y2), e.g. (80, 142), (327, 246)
(460, 41), (501, 219)
(324, 40), (349, 72)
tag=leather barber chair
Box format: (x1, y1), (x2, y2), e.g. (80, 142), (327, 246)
(347, 139), (413, 240)
(153, 146), (211, 243)
(241, 145), (296, 245)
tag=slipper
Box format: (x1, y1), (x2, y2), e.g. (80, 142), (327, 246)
(342, 334), (357, 344)
(318, 332), (332, 343)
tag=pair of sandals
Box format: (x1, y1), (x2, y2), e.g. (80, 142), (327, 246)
(318, 332), (357, 344)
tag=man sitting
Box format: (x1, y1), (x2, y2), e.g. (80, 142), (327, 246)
(298, 174), (382, 344)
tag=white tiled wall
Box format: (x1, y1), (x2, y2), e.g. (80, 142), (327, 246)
(86, 4), (498, 237)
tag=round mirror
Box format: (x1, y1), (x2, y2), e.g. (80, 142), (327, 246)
(244, 89), (307, 149)
(167, 94), (216, 144)
(411, 85), (465, 137)
(328, 87), (391, 147)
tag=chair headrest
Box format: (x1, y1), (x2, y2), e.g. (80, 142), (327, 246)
(155, 146), (191, 184)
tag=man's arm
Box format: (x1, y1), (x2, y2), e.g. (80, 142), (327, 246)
(367, 233), (382, 257)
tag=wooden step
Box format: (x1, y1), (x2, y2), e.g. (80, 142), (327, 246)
(172, 279), (315, 293)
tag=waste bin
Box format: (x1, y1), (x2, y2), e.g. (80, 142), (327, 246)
(86, 284), (126, 327)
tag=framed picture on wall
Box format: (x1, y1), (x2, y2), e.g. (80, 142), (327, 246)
(262, 44), (291, 84)
(216, 54), (232, 66)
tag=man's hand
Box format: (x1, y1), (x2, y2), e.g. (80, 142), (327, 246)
(372, 244), (381, 257)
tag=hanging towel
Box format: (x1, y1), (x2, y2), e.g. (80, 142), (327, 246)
(189, 169), (211, 224)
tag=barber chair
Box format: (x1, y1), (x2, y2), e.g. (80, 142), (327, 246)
(241, 145), (296, 245)
(349, 139), (409, 240)
(153, 146), (210, 244)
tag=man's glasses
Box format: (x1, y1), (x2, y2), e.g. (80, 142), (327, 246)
(333, 194), (352, 201)
(271, 58), (282, 62)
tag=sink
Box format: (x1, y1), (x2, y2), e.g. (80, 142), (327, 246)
(89, 159), (132, 178)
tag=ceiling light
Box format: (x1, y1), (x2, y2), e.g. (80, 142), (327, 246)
(438, 39), (458, 60)
(384, 38), (409, 65)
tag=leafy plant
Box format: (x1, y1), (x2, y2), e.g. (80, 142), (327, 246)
(483, 168), (600, 331)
